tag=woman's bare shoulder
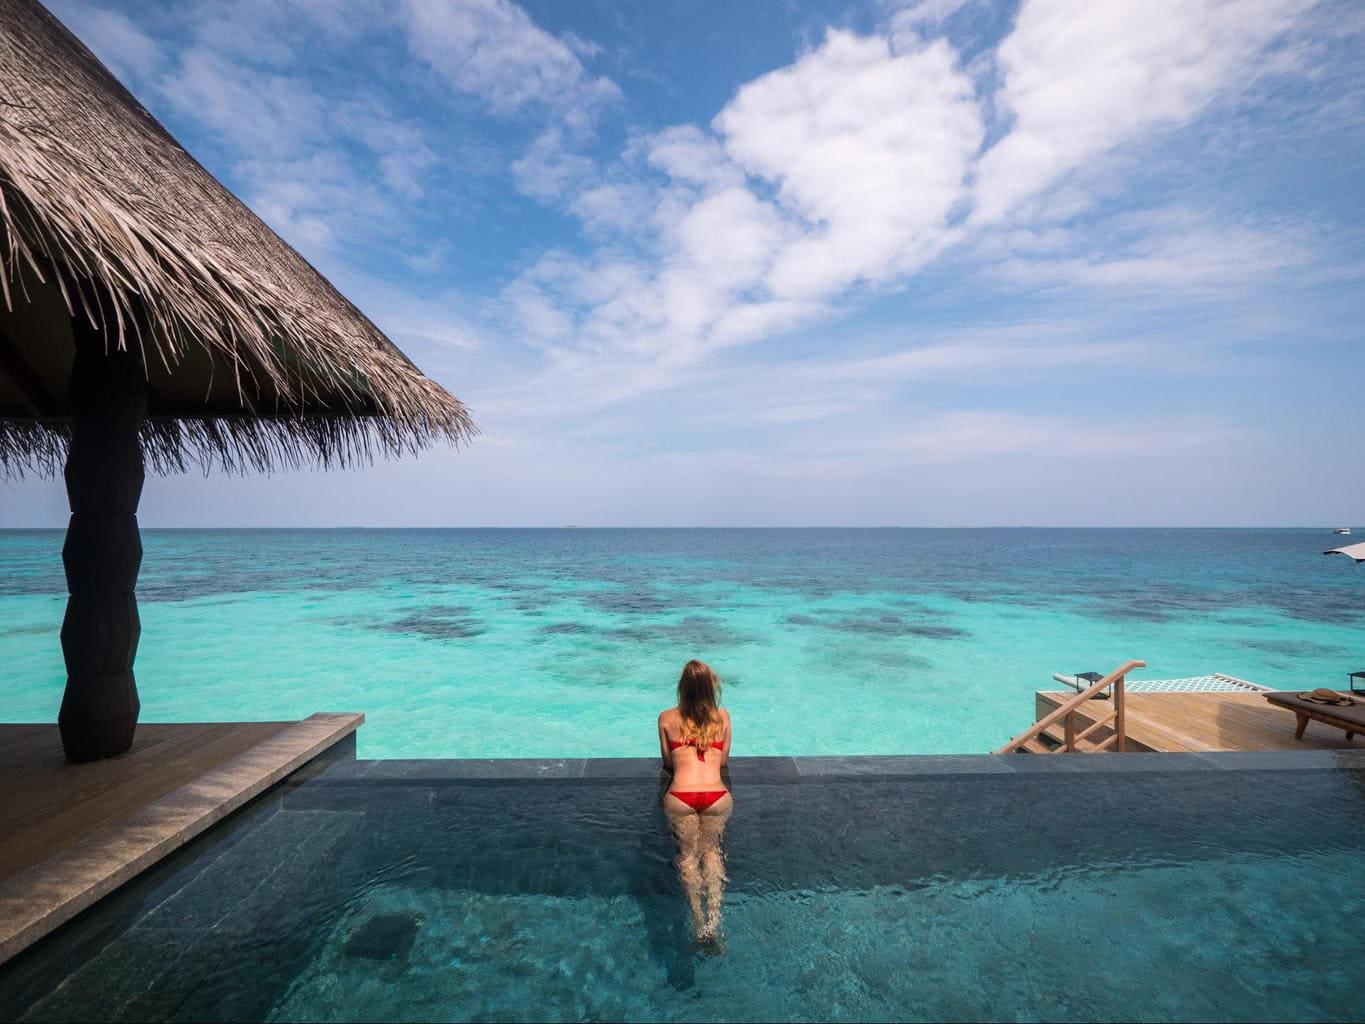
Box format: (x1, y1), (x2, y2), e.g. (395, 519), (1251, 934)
(658, 707), (679, 726)
(719, 707), (731, 722)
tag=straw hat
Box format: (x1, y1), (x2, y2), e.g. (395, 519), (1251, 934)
(1297, 688), (1356, 706)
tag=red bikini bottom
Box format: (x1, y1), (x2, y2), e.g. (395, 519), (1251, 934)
(668, 790), (728, 811)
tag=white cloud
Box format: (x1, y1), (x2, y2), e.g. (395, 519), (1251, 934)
(973, 0), (1316, 224)
(503, 276), (576, 346)
(674, 315), (1255, 440)
(241, 153), (348, 252)
(121, 15), (454, 267)
(567, 183), (657, 237)
(885, 409), (1240, 463)
(510, 128), (596, 202)
(332, 100), (438, 198)
(175, 0), (299, 66)
(372, 0), (638, 255)
(644, 125), (744, 190)
(983, 207), (1333, 294)
(405, 240), (451, 274)
(502, 27), (986, 404)
(753, 395), (879, 425)
(665, 188), (790, 310)
(398, 0), (620, 205)
(709, 298), (825, 349)
(402, 0), (619, 119)
(54, 2), (163, 78)
(718, 30), (982, 300)
(804, 334), (1132, 383)
(364, 298), (487, 356)
(162, 48), (328, 159)
(887, 0), (975, 29)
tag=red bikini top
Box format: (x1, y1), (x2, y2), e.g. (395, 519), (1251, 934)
(668, 738), (725, 762)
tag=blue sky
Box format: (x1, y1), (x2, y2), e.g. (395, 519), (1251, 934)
(4, 0), (1364, 526)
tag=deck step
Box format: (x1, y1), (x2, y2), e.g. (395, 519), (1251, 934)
(1040, 728), (1114, 753)
(1020, 737), (1056, 753)
(1040, 726), (1068, 749)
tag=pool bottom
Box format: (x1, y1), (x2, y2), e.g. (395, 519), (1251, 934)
(4, 753), (1364, 1023)
(266, 850), (1356, 1024)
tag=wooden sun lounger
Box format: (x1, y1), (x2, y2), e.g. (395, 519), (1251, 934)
(1264, 692), (1364, 743)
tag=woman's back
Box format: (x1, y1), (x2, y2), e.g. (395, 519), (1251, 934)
(659, 705), (730, 788)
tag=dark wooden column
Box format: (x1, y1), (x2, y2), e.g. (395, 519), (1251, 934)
(58, 313), (146, 762)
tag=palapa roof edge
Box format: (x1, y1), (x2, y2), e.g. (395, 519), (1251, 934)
(0, 0), (476, 478)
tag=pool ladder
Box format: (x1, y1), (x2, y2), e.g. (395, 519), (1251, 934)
(995, 660), (1145, 755)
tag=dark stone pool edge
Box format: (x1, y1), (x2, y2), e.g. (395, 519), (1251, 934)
(292, 748), (1365, 784)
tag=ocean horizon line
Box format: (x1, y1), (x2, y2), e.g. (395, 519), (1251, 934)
(0, 524), (1356, 531)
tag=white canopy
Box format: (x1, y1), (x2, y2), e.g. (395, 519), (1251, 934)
(1324, 541), (1365, 562)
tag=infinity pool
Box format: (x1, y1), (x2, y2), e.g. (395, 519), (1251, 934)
(3, 751), (1363, 1022)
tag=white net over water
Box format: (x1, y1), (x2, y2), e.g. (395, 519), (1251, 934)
(1125, 674), (1272, 693)
(1048, 673), (1272, 694)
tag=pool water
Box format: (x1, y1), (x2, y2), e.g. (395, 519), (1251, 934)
(3, 752), (1364, 1022)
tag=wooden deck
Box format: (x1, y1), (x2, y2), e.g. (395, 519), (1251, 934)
(0, 713), (362, 964)
(1035, 690), (1360, 753)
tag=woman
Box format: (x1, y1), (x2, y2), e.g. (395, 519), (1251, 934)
(658, 659), (733, 946)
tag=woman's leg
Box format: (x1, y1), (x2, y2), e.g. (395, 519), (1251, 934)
(698, 794), (733, 940)
(665, 802), (705, 937)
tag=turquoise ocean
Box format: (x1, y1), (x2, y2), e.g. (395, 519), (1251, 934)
(2, 528), (1361, 758)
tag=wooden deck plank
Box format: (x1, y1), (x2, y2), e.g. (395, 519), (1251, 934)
(0, 723), (294, 872)
(1, 723), (217, 817)
(3, 724), (269, 810)
(1, 722), (222, 786)
(1035, 690), (1360, 753)
(0, 713), (362, 965)
(1, 724), (277, 827)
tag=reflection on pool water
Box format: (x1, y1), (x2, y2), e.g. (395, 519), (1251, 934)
(3, 753), (1364, 1023)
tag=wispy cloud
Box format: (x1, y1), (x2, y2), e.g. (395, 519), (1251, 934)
(979, 207), (1344, 295)
(61, 4), (162, 78)
(887, 409), (1241, 463)
(971, 0), (1317, 225)
(401, 0), (620, 121)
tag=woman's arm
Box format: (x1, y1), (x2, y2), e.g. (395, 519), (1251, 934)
(658, 712), (673, 770)
(720, 708), (732, 767)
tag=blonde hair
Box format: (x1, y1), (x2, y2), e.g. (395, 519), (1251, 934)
(677, 659), (723, 748)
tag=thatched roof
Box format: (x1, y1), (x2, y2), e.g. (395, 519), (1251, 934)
(0, 0), (475, 477)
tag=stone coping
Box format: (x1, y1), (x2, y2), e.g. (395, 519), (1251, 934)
(0, 712), (363, 965)
(294, 747), (1365, 784)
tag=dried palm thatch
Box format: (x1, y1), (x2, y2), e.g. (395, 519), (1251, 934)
(0, 0), (475, 478)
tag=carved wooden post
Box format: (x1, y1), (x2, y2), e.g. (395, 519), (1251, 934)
(58, 313), (145, 762)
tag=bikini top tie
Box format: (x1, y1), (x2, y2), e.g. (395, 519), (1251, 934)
(668, 738), (725, 762)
